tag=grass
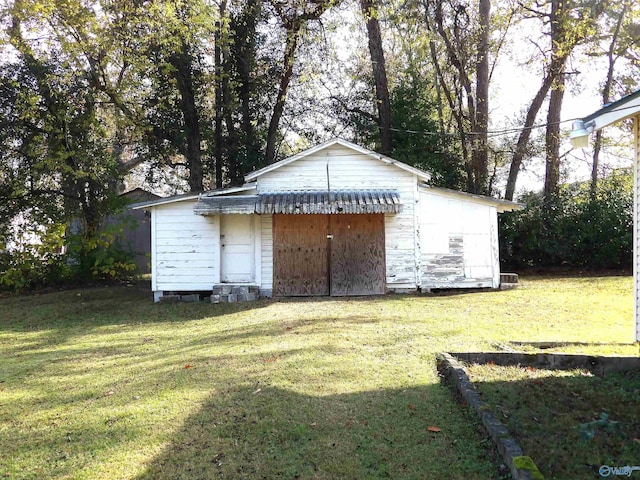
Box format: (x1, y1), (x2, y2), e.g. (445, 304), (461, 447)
(0, 275), (637, 479)
(465, 364), (640, 480)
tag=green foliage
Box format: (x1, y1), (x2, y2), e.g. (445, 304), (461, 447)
(500, 171), (633, 270)
(389, 78), (466, 189)
(65, 223), (138, 283)
(338, 74), (465, 189)
(0, 218), (137, 293)
(0, 223), (69, 292)
(579, 413), (623, 442)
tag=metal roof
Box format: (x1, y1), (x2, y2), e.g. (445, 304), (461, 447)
(256, 190), (401, 215)
(192, 190), (401, 216)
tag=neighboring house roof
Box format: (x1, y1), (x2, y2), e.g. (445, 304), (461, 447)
(582, 89), (640, 133)
(244, 138), (432, 183)
(119, 188), (162, 203)
(419, 184), (524, 213)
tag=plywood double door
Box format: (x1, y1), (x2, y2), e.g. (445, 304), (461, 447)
(273, 214), (386, 296)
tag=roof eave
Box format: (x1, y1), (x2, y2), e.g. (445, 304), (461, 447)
(582, 89), (640, 133)
(420, 184), (525, 212)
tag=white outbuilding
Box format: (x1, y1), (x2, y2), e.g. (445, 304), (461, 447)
(133, 139), (522, 301)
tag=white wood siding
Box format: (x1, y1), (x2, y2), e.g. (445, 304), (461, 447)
(256, 145), (418, 287)
(153, 200), (220, 291)
(418, 189), (499, 288)
(260, 214), (273, 295)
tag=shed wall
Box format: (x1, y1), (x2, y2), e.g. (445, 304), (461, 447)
(152, 200), (220, 291)
(256, 145), (418, 287)
(418, 190), (499, 288)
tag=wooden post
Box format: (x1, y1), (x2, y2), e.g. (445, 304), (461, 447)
(635, 115), (640, 342)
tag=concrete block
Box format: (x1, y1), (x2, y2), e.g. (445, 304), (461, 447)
(227, 294), (238, 303)
(180, 294), (201, 303)
(500, 273), (519, 284)
(220, 285), (233, 295)
(231, 286), (249, 295)
(245, 292), (258, 301)
(159, 295), (180, 304)
(237, 293), (248, 302)
(211, 286), (223, 295)
(211, 294), (221, 304)
(248, 286), (260, 294)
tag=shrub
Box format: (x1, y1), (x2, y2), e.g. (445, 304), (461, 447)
(500, 171), (633, 271)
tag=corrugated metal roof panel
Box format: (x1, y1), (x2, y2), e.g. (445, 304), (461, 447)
(256, 190), (401, 214)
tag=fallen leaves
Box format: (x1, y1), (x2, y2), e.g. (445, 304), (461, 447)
(427, 426), (442, 433)
(184, 364), (194, 369)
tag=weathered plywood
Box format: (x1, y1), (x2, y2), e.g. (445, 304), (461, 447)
(256, 144), (418, 288)
(330, 214), (385, 296)
(273, 215), (329, 296)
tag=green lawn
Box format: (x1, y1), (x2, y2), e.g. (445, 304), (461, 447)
(0, 276), (636, 479)
(465, 364), (640, 479)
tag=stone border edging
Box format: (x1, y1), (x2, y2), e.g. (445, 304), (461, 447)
(449, 352), (640, 376)
(436, 352), (543, 480)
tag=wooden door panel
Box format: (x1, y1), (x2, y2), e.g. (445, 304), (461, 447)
(330, 214), (385, 296)
(273, 215), (329, 296)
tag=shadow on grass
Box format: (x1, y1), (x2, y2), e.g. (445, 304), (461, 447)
(135, 384), (500, 480)
(0, 280), (273, 332)
(466, 367), (640, 480)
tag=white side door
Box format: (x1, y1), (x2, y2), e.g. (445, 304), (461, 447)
(220, 215), (255, 283)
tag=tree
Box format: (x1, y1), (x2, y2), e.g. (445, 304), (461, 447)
(423, 0), (508, 194)
(504, 0), (603, 200)
(360, 0), (393, 154)
(588, 0), (639, 199)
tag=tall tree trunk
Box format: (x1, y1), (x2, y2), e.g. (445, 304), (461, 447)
(234, 0), (261, 170)
(213, 1), (227, 189)
(265, 23), (301, 164)
(543, 72), (565, 199)
(169, 46), (203, 192)
(472, 0), (490, 194)
(361, 0), (393, 154)
(504, 54), (566, 200)
(543, 0), (566, 200)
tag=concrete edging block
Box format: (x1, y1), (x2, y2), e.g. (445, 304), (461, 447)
(436, 352), (543, 480)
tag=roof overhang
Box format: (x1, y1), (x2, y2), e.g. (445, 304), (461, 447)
(193, 189), (402, 216)
(130, 184), (256, 210)
(194, 195), (258, 215)
(420, 184), (524, 213)
(570, 89), (640, 148)
(256, 190), (401, 214)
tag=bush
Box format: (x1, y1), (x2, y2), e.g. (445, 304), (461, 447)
(500, 171), (633, 271)
(0, 220), (137, 293)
